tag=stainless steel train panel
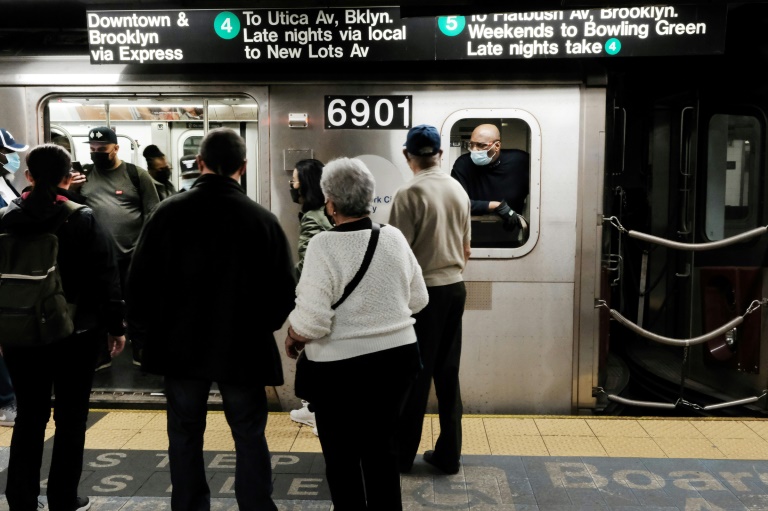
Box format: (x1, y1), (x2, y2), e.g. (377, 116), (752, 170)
(269, 84), (602, 414)
(0, 61), (605, 413)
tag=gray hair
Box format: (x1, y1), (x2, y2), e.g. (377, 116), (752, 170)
(320, 157), (375, 217)
(198, 128), (246, 176)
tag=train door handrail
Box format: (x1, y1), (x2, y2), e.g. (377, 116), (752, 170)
(603, 216), (767, 250)
(595, 299), (767, 347)
(593, 386), (768, 412)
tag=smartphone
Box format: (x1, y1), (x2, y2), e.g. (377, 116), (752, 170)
(71, 161), (86, 179)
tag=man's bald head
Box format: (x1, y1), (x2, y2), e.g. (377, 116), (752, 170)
(471, 124), (500, 141)
(468, 124), (501, 164)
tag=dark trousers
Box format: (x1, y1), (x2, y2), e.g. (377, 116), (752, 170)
(164, 377), (276, 511)
(397, 282), (466, 470)
(0, 357), (15, 407)
(3, 331), (100, 511)
(312, 343), (419, 511)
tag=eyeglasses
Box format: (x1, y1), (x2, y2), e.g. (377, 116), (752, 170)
(467, 140), (499, 151)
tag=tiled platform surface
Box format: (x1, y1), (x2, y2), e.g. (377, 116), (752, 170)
(3, 412), (768, 509)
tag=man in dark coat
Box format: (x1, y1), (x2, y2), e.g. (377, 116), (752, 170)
(126, 128), (296, 511)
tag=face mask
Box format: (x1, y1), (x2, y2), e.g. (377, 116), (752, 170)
(2, 152), (20, 173)
(289, 186), (301, 204)
(90, 151), (113, 168)
(155, 167), (172, 182)
(470, 148), (493, 166)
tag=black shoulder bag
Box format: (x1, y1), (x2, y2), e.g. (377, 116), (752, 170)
(294, 223), (381, 402)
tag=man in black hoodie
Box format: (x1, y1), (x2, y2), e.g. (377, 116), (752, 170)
(0, 143), (126, 511)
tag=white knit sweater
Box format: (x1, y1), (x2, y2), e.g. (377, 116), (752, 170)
(288, 221), (429, 362)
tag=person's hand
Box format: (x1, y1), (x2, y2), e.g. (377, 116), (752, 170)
(285, 334), (304, 359)
(494, 201), (520, 231)
(69, 172), (86, 191)
(108, 335), (126, 358)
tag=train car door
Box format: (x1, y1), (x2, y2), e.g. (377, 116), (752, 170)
(40, 91), (267, 407)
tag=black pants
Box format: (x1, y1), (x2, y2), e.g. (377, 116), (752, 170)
(3, 330), (100, 511)
(312, 343), (420, 511)
(164, 377), (277, 511)
(397, 282), (466, 470)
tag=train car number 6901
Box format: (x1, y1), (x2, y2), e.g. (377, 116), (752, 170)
(325, 95), (412, 130)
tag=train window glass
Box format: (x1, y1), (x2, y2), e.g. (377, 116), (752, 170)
(45, 95), (260, 196)
(705, 114), (762, 240)
(444, 110), (540, 259)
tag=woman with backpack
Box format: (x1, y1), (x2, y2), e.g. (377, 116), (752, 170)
(0, 144), (126, 511)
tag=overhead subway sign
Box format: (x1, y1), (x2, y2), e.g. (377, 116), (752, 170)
(86, 6), (726, 65)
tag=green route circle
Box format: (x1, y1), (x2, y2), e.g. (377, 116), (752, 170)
(214, 12), (241, 40)
(438, 16), (466, 36)
(605, 38), (622, 55)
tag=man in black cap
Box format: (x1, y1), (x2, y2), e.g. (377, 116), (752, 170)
(390, 124), (472, 475)
(76, 126), (159, 369)
(142, 144), (176, 200)
(0, 128), (29, 209)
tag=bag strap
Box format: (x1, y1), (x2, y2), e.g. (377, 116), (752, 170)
(332, 222), (381, 310)
(52, 200), (85, 233)
(126, 163), (142, 200)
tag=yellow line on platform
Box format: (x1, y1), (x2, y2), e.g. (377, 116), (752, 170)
(5, 411), (768, 459)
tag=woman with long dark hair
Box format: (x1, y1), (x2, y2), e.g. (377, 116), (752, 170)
(288, 158), (333, 434)
(290, 158), (333, 277)
(0, 144), (125, 511)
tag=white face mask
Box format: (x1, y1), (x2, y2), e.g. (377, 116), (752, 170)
(470, 148), (493, 166)
(2, 152), (20, 173)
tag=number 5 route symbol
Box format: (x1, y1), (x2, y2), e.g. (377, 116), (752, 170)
(214, 11), (241, 40)
(438, 16), (466, 36)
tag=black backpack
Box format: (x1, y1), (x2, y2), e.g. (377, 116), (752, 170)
(0, 201), (84, 347)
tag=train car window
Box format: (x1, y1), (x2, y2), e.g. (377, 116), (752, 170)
(444, 110), (540, 259)
(45, 95), (260, 197)
(705, 114), (763, 240)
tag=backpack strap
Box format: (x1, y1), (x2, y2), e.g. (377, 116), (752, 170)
(51, 200), (86, 232)
(126, 163), (142, 202)
(332, 222), (381, 310)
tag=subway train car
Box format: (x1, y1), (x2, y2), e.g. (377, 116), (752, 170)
(0, 1), (766, 416)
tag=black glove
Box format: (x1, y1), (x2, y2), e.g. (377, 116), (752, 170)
(494, 201), (520, 232)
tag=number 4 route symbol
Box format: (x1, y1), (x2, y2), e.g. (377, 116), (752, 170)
(214, 12), (241, 40)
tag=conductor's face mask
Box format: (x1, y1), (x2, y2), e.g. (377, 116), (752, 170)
(468, 140), (498, 167)
(1, 151), (20, 173)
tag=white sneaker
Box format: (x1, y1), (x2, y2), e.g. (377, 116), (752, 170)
(289, 400), (316, 427)
(0, 402), (16, 426)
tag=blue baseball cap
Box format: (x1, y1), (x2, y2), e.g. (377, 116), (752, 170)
(404, 124), (441, 156)
(0, 128), (28, 152)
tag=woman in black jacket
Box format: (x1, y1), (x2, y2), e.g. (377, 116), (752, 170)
(0, 144), (126, 511)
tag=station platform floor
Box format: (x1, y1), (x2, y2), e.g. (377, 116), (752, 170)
(2, 411), (768, 510)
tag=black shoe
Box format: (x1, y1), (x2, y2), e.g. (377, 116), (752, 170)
(423, 450), (460, 474)
(72, 496), (91, 511)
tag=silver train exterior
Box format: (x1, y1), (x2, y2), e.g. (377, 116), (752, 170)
(1, 2), (766, 416)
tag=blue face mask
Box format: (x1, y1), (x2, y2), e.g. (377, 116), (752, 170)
(2, 152), (20, 173)
(470, 148), (493, 166)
